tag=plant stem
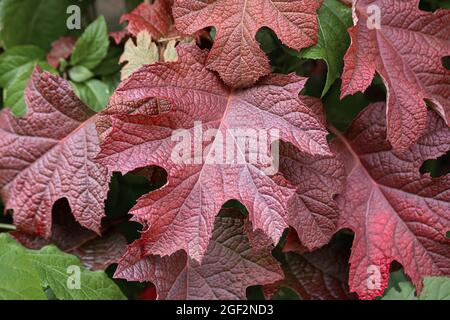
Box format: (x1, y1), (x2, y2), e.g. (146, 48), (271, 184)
(0, 223), (16, 231)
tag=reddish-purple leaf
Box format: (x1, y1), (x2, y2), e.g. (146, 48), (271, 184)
(341, 0), (450, 151)
(0, 69), (111, 237)
(173, 0), (322, 88)
(47, 37), (76, 68)
(279, 141), (345, 251)
(97, 45), (332, 262)
(333, 102), (450, 300)
(115, 216), (283, 300)
(11, 199), (98, 251)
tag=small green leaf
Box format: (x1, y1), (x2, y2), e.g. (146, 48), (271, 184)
(71, 16), (109, 70)
(69, 66), (94, 83)
(382, 271), (450, 300)
(0, 45), (53, 116)
(27, 245), (126, 300)
(71, 79), (111, 112)
(0, 234), (46, 300)
(0, 234), (126, 300)
(300, 0), (352, 97)
(0, 0), (74, 50)
(92, 46), (122, 76)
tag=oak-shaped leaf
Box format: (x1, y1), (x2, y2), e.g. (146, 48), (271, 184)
(0, 234), (126, 300)
(173, 0), (322, 88)
(264, 231), (356, 300)
(279, 140), (345, 251)
(97, 45), (332, 262)
(333, 103), (450, 300)
(341, 0), (450, 151)
(115, 216), (283, 299)
(0, 68), (111, 237)
(120, 31), (160, 80)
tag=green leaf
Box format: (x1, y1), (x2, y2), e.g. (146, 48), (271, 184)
(299, 0), (352, 97)
(0, 234), (46, 300)
(69, 66), (94, 83)
(92, 46), (123, 76)
(27, 246), (126, 300)
(0, 45), (53, 116)
(71, 79), (111, 112)
(0, 0), (74, 50)
(0, 46), (45, 87)
(71, 16), (109, 70)
(382, 271), (450, 300)
(102, 73), (121, 95)
(0, 234), (126, 300)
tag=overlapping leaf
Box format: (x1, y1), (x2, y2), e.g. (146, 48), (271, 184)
(279, 140), (345, 250)
(97, 45), (332, 262)
(121, 0), (176, 40)
(333, 103), (450, 299)
(300, 0), (352, 96)
(0, 69), (111, 237)
(173, 0), (322, 88)
(264, 231), (355, 300)
(115, 217), (283, 299)
(341, 0), (450, 151)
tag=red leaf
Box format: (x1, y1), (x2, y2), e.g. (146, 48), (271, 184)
(12, 199), (98, 251)
(47, 37), (76, 68)
(97, 45), (332, 262)
(121, 0), (176, 40)
(264, 232), (356, 300)
(96, 97), (171, 141)
(173, 0), (322, 88)
(110, 30), (130, 45)
(115, 217), (283, 300)
(333, 102), (450, 300)
(341, 0), (450, 151)
(0, 69), (111, 237)
(279, 141), (345, 251)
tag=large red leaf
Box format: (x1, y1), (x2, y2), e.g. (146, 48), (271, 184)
(0, 69), (111, 237)
(341, 0), (450, 151)
(173, 0), (322, 88)
(264, 231), (356, 300)
(97, 45), (332, 262)
(115, 216), (283, 299)
(333, 102), (450, 300)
